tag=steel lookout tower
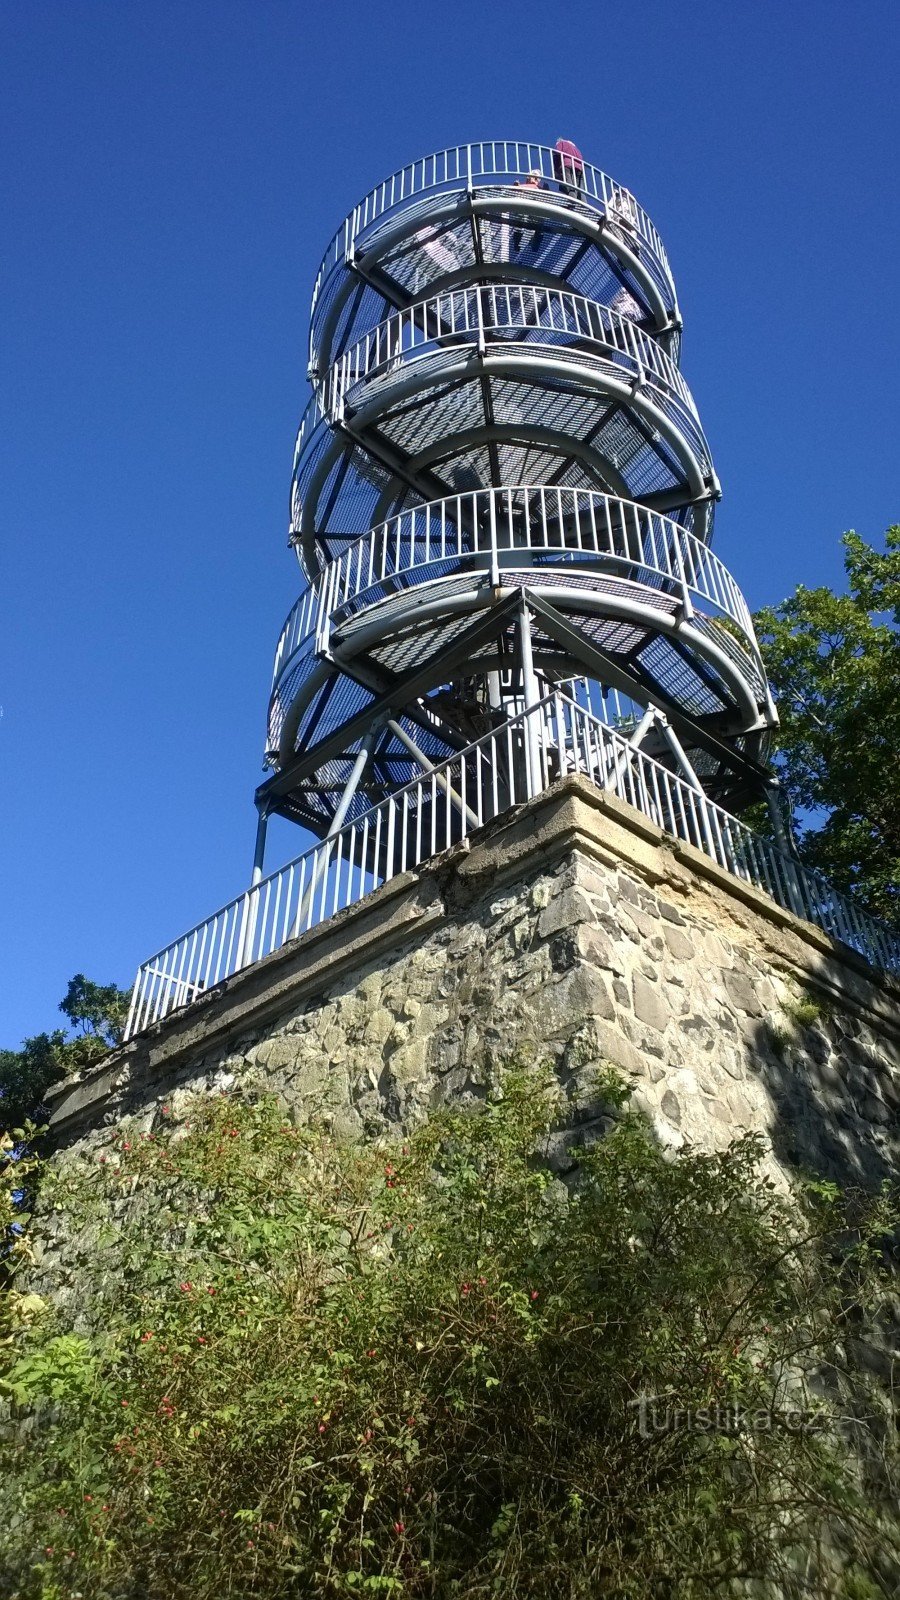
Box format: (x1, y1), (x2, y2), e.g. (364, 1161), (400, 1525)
(123, 141), (900, 1043)
(252, 141), (776, 874)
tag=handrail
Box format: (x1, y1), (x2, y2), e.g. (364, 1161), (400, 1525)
(271, 488), (757, 703)
(125, 693), (900, 1040)
(291, 288), (714, 553)
(318, 284), (698, 422)
(309, 141), (677, 361)
(289, 390), (327, 488)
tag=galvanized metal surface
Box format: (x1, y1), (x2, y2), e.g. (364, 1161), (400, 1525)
(309, 141), (678, 369)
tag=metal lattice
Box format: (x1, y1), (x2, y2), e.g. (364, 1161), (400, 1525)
(257, 140), (777, 844)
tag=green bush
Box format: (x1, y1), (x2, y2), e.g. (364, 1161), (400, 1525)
(0, 1072), (897, 1598)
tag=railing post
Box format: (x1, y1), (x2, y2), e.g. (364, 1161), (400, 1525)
(249, 806), (269, 888)
(235, 889), (256, 973)
(671, 525), (694, 623)
(475, 277), (486, 356)
(765, 781), (807, 919)
(123, 965), (143, 1042)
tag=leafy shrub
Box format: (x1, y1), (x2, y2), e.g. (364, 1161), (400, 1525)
(1, 1128), (46, 1361)
(0, 1072), (897, 1598)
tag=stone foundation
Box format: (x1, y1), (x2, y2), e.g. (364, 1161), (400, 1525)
(47, 777), (900, 1190)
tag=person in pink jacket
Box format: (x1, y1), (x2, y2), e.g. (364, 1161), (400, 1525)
(552, 137), (585, 197)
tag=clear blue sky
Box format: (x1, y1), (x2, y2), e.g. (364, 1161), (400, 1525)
(2, 0), (899, 1045)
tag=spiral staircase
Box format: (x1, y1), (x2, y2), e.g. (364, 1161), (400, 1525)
(257, 141), (776, 852)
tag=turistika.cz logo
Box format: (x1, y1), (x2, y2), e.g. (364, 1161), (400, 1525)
(629, 1393), (828, 1438)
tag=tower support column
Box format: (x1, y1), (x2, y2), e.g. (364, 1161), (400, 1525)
(250, 806), (269, 889)
(518, 592), (543, 798)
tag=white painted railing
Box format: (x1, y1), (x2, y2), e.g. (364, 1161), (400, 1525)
(125, 694), (900, 1038)
(294, 292), (695, 484)
(269, 489), (761, 750)
(291, 283), (711, 558)
(309, 141), (677, 363)
(319, 284), (699, 421)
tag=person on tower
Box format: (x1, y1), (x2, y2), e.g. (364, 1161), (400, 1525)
(512, 168), (545, 255)
(607, 183), (639, 245)
(552, 138), (585, 197)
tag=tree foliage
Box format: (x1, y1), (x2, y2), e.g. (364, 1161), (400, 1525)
(755, 527), (900, 928)
(0, 976), (129, 1136)
(1, 1074), (897, 1598)
(57, 976), (129, 1045)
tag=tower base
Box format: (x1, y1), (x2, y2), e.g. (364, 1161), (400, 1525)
(48, 776), (900, 1194)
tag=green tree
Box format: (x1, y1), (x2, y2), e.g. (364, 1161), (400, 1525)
(755, 526), (900, 929)
(58, 974), (129, 1048)
(0, 975), (129, 1135)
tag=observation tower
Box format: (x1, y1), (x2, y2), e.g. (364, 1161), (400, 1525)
(252, 140), (777, 873)
(124, 142), (900, 1041)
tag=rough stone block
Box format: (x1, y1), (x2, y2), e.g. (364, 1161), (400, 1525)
(584, 1019), (646, 1079)
(723, 970), (766, 1017)
(719, 1051), (746, 1082)
(628, 907), (663, 940)
(632, 973), (668, 1033)
(570, 859), (615, 902)
(576, 922), (626, 976)
(541, 963), (616, 1036)
(616, 875), (642, 905)
(538, 886), (594, 938)
(859, 1093), (891, 1126)
(663, 923), (695, 962)
(878, 1072), (900, 1112)
(660, 1090), (681, 1125)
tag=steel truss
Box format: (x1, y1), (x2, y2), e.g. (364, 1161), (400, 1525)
(255, 141), (778, 868)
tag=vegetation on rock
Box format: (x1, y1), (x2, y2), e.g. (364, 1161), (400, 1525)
(1, 1072), (897, 1598)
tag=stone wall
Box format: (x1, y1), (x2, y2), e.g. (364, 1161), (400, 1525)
(46, 777), (900, 1192)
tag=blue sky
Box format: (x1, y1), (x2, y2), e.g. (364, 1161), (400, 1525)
(2, 0), (899, 1045)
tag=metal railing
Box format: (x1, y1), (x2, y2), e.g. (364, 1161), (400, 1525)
(318, 284), (699, 423)
(269, 489), (761, 750)
(290, 287), (713, 552)
(309, 141), (677, 364)
(125, 693), (900, 1039)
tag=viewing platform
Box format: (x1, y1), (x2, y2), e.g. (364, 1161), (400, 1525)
(125, 692), (900, 1040)
(309, 141), (681, 374)
(268, 489), (769, 788)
